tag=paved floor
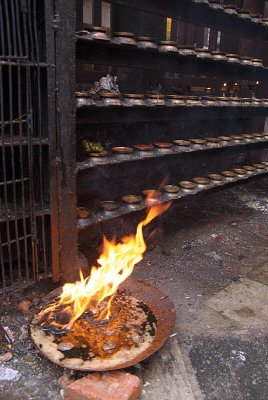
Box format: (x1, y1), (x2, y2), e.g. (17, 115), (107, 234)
(0, 182), (267, 400)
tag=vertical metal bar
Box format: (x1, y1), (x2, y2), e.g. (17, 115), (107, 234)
(0, 227), (6, 289)
(32, 0), (40, 62)
(3, 0), (12, 57)
(14, 0), (24, 58)
(26, 64), (38, 280)
(21, 1), (30, 59)
(10, 0), (18, 57)
(0, 66), (13, 284)
(0, 2), (6, 57)
(17, 65), (30, 281)
(8, 63), (23, 283)
(44, 0), (60, 280)
(33, 0), (47, 273)
(26, 0), (34, 61)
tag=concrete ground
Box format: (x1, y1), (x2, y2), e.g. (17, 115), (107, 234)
(0, 181), (267, 400)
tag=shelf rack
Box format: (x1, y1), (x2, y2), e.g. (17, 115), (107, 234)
(77, 38), (268, 81)
(77, 164), (268, 229)
(70, 0), (268, 281)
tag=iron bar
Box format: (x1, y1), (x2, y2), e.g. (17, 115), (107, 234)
(0, 0), (55, 292)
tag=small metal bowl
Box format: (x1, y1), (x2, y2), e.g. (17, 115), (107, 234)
(163, 185), (180, 194)
(230, 98), (241, 106)
(211, 51), (227, 61)
(99, 92), (122, 107)
(85, 151), (108, 164)
(233, 168), (248, 176)
(112, 146), (134, 154)
(192, 177), (210, 186)
(237, 9), (251, 19)
(226, 54), (240, 63)
(100, 201), (120, 212)
(146, 94), (166, 106)
(134, 144), (154, 152)
(123, 94), (146, 107)
(76, 30), (92, 39)
(230, 135), (244, 141)
(185, 96), (202, 106)
(76, 95), (96, 108)
(251, 14), (261, 23)
(153, 141), (173, 149)
(221, 170), (237, 179)
(208, 173), (224, 182)
(179, 181), (196, 191)
(87, 150), (108, 158)
(254, 133), (265, 138)
(77, 207), (90, 219)
(252, 58), (263, 68)
(158, 41), (179, 53)
(189, 138), (206, 145)
(136, 36), (158, 51)
(252, 163), (266, 170)
(166, 95), (186, 106)
(205, 137), (220, 147)
(112, 32), (137, 46)
(122, 195), (142, 205)
(218, 136), (233, 142)
(142, 190), (162, 204)
(223, 5), (237, 15)
(216, 97), (230, 106)
(239, 56), (253, 66)
(177, 45), (197, 57)
(173, 139), (192, 147)
(201, 96), (217, 106)
(86, 26), (110, 41)
(196, 48), (212, 59)
(242, 134), (255, 140)
(209, 0), (224, 10)
(261, 18), (268, 26)
(242, 166), (256, 174)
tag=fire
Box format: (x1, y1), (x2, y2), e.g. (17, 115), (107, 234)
(38, 200), (171, 332)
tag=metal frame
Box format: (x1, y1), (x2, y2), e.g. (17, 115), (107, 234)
(0, 0), (78, 292)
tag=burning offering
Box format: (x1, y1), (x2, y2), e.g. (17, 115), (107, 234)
(30, 203), (175, 370)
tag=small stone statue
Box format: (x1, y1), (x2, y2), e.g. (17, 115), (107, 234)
(90, 74), (120, 94)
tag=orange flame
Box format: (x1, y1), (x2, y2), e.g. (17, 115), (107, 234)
(38, 200), (171, 332)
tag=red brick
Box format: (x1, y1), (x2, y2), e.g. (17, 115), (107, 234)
(64, 370), (141, 400)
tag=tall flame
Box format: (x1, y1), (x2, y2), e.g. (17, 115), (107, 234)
(38, 201), (171, 332)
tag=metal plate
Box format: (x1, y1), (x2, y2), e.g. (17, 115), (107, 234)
(29, 277), (176, 371)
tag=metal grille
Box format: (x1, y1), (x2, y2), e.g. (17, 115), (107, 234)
(0, 0), (55, 291)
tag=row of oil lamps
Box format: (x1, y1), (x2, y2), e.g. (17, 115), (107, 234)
(76, 28), (263, 68)
(81, 133), (268, 160)
(76, 93), (268, 108)
(192, 1), (268, 25)
(77, 162), (268, 219)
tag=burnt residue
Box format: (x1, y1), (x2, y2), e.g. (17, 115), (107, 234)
(137, 301), (156, 337)
(38, 293), (157, 361)
(60, 346), (90, 361)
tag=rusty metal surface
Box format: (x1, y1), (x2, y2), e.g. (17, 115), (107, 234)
(29, 277), (176, 371)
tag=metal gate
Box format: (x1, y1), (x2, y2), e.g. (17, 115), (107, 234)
(0, 0), (77, 292)
(0, 0), (54, 291)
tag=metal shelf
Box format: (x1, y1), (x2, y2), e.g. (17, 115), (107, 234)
(77, 167), (268, 230)
(0, 203), (50, 223)
(76, 137), (268, 174)
(77, 38), (268, 81)
(107, 0), (268, 41)
(0, 137), (49, 147)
